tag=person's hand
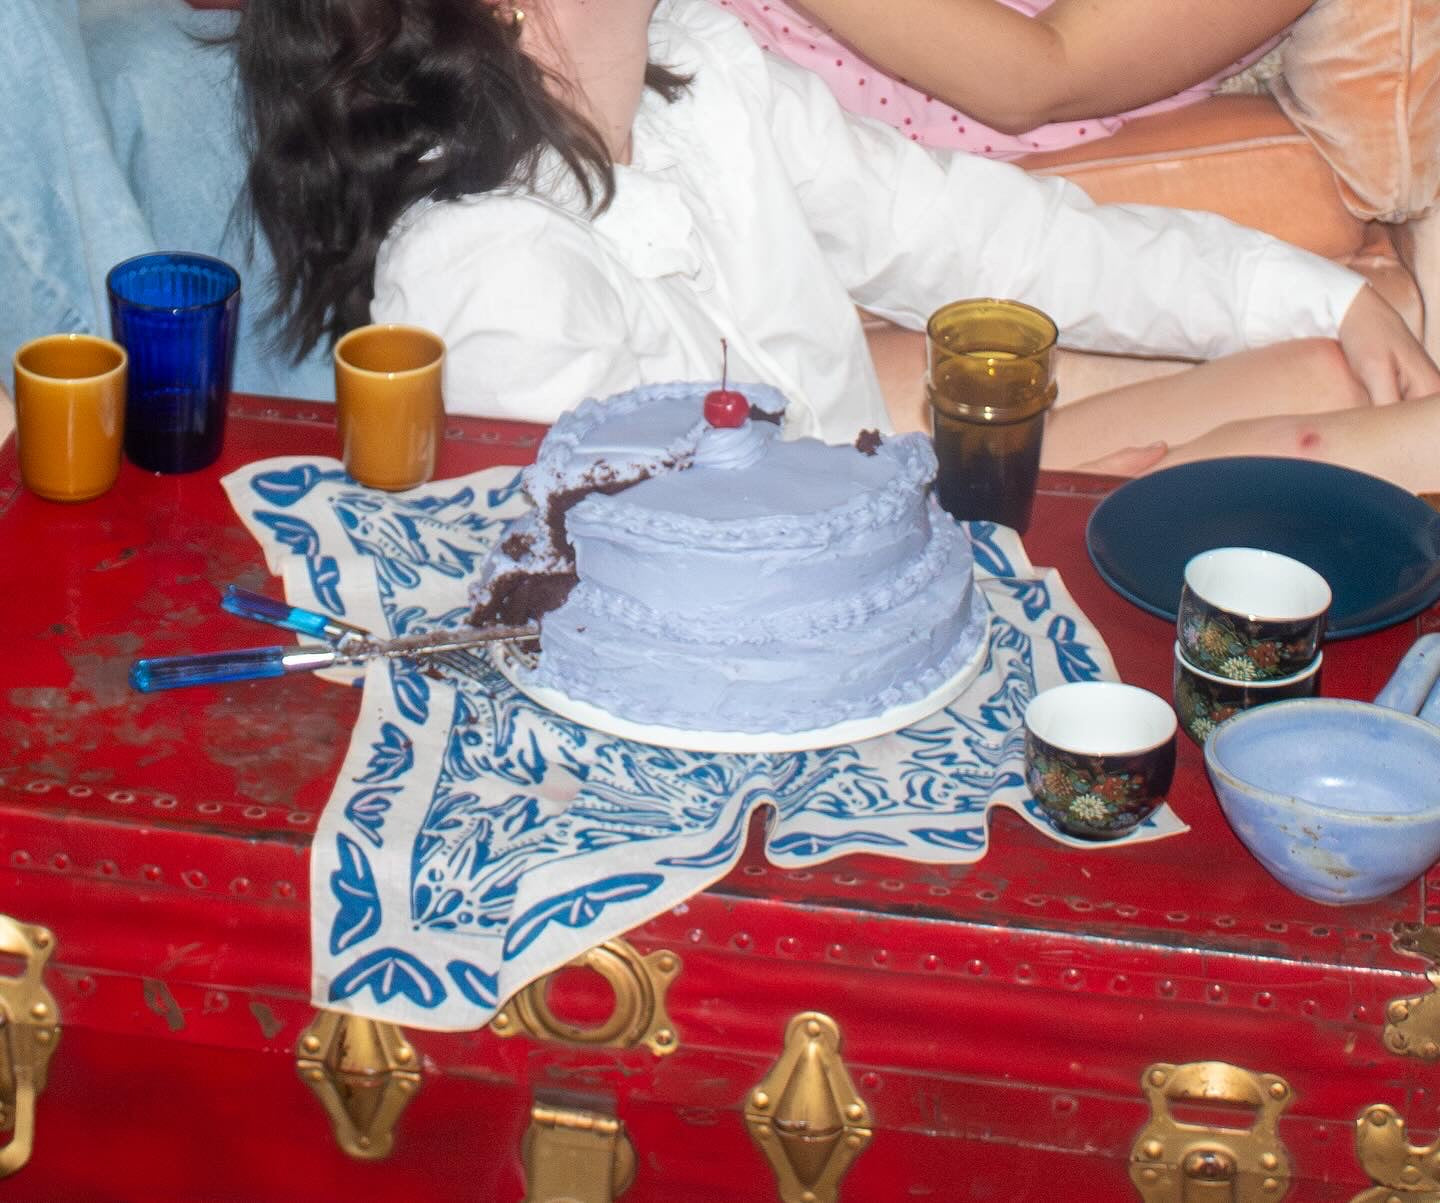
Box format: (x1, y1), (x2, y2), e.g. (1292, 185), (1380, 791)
(1337, 285), (1440, 406)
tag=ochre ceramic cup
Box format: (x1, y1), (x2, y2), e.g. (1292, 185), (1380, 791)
(334, 324), (445, 491)
(1024, 681), (1177, 841)
(12, 334), (127, 503)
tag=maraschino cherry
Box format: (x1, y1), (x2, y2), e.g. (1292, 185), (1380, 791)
(703, 339), (748, 428)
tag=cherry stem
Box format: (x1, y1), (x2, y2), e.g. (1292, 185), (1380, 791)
(720, 338), (729, 392)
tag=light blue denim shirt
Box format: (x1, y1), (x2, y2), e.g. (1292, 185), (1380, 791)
(1, 0), (329, 400)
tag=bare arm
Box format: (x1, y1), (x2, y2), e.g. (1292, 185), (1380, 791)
(791, 0), (1312, 134)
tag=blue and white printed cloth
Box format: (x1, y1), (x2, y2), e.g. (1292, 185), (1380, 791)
(223, 456), (1187, 1032)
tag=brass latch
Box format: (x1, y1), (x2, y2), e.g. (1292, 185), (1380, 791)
(1130, 1062), (1294, 1201)
(746, 1012), (872, 1203)
(493, 938), (681, 1056)
(0, 914), (60, 1180)
(1350, 1104), (1440, 1202)
(523, 1100), (636, 1203)
(296, 1011), (421, 1160)
(1384, 923), (1440, 1061)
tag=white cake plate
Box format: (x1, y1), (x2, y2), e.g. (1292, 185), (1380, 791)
(491, 611), (991, 754)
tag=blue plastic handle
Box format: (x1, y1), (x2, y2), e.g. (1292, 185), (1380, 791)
(221, 585), (368, 643)
(130, 646), (292, 692)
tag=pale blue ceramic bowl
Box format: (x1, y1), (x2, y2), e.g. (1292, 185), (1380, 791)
(1205, 699), (1440, 904)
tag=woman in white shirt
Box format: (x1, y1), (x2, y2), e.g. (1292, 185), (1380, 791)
(233, 0), (1440, 487)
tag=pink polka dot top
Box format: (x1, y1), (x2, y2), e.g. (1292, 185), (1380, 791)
(712, 0), (1276, 159)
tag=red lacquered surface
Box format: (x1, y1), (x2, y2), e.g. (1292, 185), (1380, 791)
(1, 397), (1438, 1200)
(723, 472), (1440, 952)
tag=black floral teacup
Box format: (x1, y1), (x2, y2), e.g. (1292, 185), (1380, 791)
(1177, 547), (1330, 682)
(1024, 682), (1178, 841)
(1173, 642), (1323, 746)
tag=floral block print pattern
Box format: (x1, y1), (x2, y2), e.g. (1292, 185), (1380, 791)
(1025, 744), (1173, 840)
(1178, 606), (1323, 682)
(1173, 658), (1319, 746)
(222, 456), (1187, 1031)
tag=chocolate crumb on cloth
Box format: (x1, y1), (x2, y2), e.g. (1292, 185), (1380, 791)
(855, 429), (884, 456)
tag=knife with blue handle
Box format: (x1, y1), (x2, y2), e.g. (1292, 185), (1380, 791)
(129, 622), (539, 692)
(130, 644), (347, 692)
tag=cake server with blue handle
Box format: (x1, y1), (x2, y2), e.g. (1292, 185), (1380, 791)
(129, 623), (538, 692)
(216, 585), (510, 689)
(219, 585), (371, 647)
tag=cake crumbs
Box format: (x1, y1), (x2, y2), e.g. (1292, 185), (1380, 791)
(500, 531), (533, 560)
(855, 429), (884, 456)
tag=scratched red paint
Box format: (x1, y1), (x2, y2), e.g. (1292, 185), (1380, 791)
(0, 400), (1432, 1200)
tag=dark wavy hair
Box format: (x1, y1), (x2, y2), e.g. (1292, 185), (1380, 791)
(233, 0), (688, 360)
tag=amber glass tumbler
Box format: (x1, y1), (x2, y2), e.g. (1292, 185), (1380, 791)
(925, 298), (1058, 534)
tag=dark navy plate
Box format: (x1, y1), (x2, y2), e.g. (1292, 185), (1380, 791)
(1085, 457), (1440, 639)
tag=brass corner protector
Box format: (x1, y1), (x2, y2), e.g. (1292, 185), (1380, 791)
(1384, 923), (1440, 1062)
(296, 1010), (421, 1160)
(1351, 1104), (1440, 1202)
(746, 1011), (872, 1203)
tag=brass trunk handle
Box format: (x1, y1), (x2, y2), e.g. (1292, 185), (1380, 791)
(493, 938), (681, 1056)
(1130, 1062), (1293, 1202)
(0, 915), (60, 1180)
(0, 1076), (39, 1180)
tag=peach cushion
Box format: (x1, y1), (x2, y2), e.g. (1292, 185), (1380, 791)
(1271, 0), (1440, 221)
(1019, 95), (1366, 261)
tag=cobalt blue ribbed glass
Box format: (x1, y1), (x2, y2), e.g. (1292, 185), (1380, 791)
(106, 252), (241, 473)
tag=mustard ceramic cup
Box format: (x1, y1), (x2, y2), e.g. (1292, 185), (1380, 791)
(334, 324), (445, 491)
(13, 333), (127, 502)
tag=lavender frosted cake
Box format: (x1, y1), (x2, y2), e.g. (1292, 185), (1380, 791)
(470, 382), (988, 735)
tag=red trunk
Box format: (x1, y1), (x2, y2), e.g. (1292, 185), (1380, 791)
(0, 398), (1436, 1201)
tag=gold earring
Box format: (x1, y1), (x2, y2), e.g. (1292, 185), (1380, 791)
(489, 2), (524, 32)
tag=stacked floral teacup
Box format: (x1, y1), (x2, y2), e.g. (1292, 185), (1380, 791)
(1172, 548), (1331, 745)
